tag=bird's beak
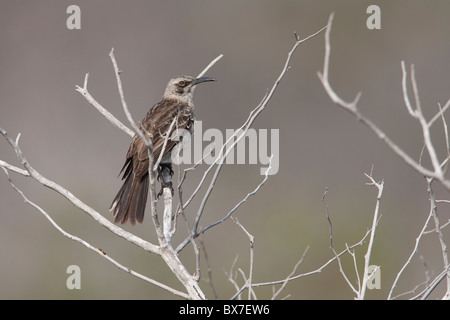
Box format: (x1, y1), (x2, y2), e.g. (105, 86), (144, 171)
(191, 77), (216, 86)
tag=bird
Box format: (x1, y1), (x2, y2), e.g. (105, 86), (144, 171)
(110, 75), (215, 225)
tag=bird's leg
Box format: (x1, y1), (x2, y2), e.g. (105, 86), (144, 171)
(157, 163), (174, 198)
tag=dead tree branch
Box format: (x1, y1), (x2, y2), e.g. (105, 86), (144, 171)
(319, 12), (450, 300)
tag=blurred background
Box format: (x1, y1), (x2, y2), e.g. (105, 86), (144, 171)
(1, 0), (450, 299)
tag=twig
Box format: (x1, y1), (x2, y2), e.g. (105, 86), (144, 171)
(391, 280), (428, 300)
(198, 237), (218, 299)
(358, 172), (384, 300)
(233, 228), (371, 295)
(437, 102), (450, 174)
(388, 202), (434, 299)
(271, 246), (309, 300)
(191, 25), (328, 218)
(153, 116), (178, 171)
(403, 63), (442, 177)
(401, 61), (417, 117)
(389, 178), (449, 300)
(231, 217), (256, 300)
(75, 73), (134, 137)
(426, 178), (450, 298)
(235, 175), (382, 299)
(176, 155), (272, 252)
(197, 54), (223, 78)
(411, 265), (450, 300)
(322, 187), (359, 295)
(429, 100), (450, 129)
(226, 255), (242, 299)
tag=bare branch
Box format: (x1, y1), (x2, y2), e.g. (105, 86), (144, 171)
(411, 64), (422, 115)
(226, 255), (242, 299)
(177, 24), (327, 252)
(318, 14), (450, 191)
(428, 99), (450, 128)
(176, 155), (272, 253)
(322, 187), (359, 295)
(239, 228), (371, 292)
(405, 64), (443, 176)
(317, 13), (361, 112)
(0, 126), (160, 254)
(437, 103), (450, 173)
(75, 73), (134, 137)
(414, 265), (450, 300)
(0, 166), (188, 299)
(0, 159), (29, 176)
(153, 116), (178, 171)
(191, 24), (327, 216)
(198, 237), (217, 298)
(162, 188), (173, 244)
(271, 246), (309, 300)
(401, 61), (417, 117)
(231, 217), (256, 300)
(388, 201), (435, 299)
(358, 172), (384, 300)
(109, 48), (144, 139)
(426, 179), (450, 298)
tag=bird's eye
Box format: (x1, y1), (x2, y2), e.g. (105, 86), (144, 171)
(178, 80), (186, 87)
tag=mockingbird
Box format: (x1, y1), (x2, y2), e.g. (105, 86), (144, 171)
(110, 75), (215, 225)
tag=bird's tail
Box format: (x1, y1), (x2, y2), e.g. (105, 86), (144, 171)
(110, 170), (149, 225)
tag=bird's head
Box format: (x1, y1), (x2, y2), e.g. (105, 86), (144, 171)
(163, 75), (215, 103)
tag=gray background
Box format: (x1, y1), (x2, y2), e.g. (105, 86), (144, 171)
(1, 1), (449, 299)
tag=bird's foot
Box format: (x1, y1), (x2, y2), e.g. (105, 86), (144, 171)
(157, 181), (174, 198)
(157, 163), (174, 198)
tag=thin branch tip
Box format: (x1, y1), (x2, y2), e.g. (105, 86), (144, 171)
(196, 54), (223, 78)
(83, 73), (89, 88)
